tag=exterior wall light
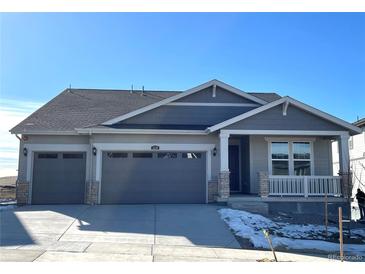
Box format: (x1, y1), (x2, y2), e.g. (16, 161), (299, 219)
(23, 147), (28, 157)
(151, 145), (160, 150)
(92, 147), (97, 156)
(213, 147), (217, 156)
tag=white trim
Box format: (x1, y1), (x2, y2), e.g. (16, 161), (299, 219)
(167, 102), (260, 107)
(207, 96), (362, 134)
(24, 144), (90, 204)
(76, 128), (208, 135)
(212, 84), (216, 98)
(219, 133), (230, 172)
(101, 79), (266, 126)
(282, 99), (289, 116)
(265, 137), (316, 142)
(93, 142), (215, 204)
(221, 129), (351, 136)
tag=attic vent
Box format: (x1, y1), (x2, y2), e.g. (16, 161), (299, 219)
(25, 123), (34, 126)
(212, 84), (216, 98)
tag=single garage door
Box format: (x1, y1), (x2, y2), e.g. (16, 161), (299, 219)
(32, 152), (86, 204)
(101, 151), (206, 204)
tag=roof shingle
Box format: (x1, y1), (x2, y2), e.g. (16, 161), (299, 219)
(10, 88), (281, 133)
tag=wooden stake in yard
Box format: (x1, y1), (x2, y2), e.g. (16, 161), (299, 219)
(262, 229), (278, 262)
(338, 207), (344, 262)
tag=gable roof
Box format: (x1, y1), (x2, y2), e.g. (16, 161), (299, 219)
(101, 79), (268, 126)
(10, 84), (276, 134)
(207, 96), (362, 135)
(10, 88), (179, 134)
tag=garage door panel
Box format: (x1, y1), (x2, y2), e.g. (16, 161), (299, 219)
(101, 151), (206, 204)
(32, 152), (86, 204)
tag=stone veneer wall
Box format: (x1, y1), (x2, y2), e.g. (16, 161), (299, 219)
(217, 171), (230, 201)
(16, 180), (30, 205)
(85, 181), (99, 205)
(208, 180), (218, 203)
(258, 171), (269, 197)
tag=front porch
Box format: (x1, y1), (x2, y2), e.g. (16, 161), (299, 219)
(226, 194), (349, 216)
(215, 130), (352, 203)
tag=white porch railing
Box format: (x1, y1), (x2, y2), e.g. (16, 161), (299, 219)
(268, 176), (342, 197)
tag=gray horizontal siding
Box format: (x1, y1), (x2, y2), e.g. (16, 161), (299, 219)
(224, 105), (347, 131)
(119, 105), (256, 126)
(176, 86), (260, 104)
(314, 138), (333, 175)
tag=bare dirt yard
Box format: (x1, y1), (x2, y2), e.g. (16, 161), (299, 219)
(0, 176), (17, 202)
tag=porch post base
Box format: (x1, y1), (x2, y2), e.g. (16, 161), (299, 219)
(258, 171), (269, 197)
(339, 171), (352, 199)
(16, 180), (30, 205)
(217, 171), (230, 201)
(85, 181), (100, 205)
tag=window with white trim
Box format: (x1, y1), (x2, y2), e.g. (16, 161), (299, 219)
(270, 141), (313, 176)
(271, 142), (289, 175)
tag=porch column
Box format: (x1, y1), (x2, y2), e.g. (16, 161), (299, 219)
(338, 132), (351, 198)
(218, 132), (230, 201)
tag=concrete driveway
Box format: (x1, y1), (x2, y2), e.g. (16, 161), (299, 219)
(0, 204), (243, 261)
(0, 204), (331, 262)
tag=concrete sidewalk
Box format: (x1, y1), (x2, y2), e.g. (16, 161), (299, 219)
(0, 242), (332, 262)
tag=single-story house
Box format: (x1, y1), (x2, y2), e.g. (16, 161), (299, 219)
(10, 79), (362, 208)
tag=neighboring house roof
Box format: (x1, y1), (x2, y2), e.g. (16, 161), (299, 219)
(207, 96), (362, 135)
(354, 118), (365, 128)
(10, 81), (277, 134)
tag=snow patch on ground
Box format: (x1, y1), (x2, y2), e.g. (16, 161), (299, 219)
(218, 208), (365, 255)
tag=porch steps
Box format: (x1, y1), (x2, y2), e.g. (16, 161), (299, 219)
(227, 200), (269, 215)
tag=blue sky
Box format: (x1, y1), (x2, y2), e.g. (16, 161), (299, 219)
(0, 13), (365, 175)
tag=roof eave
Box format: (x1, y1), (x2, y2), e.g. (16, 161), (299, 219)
(9, 129), (79, 135)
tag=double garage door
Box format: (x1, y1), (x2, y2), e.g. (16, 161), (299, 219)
(101, 151), (206, 204)
(31, 151), (206, 204)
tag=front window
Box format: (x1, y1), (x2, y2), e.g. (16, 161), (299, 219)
(293, 142), (311, 175)
(270, 141), (312, 175)
(271, 142), (289, 175)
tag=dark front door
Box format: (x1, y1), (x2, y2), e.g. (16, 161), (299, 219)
(229, 145), (240, 192)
